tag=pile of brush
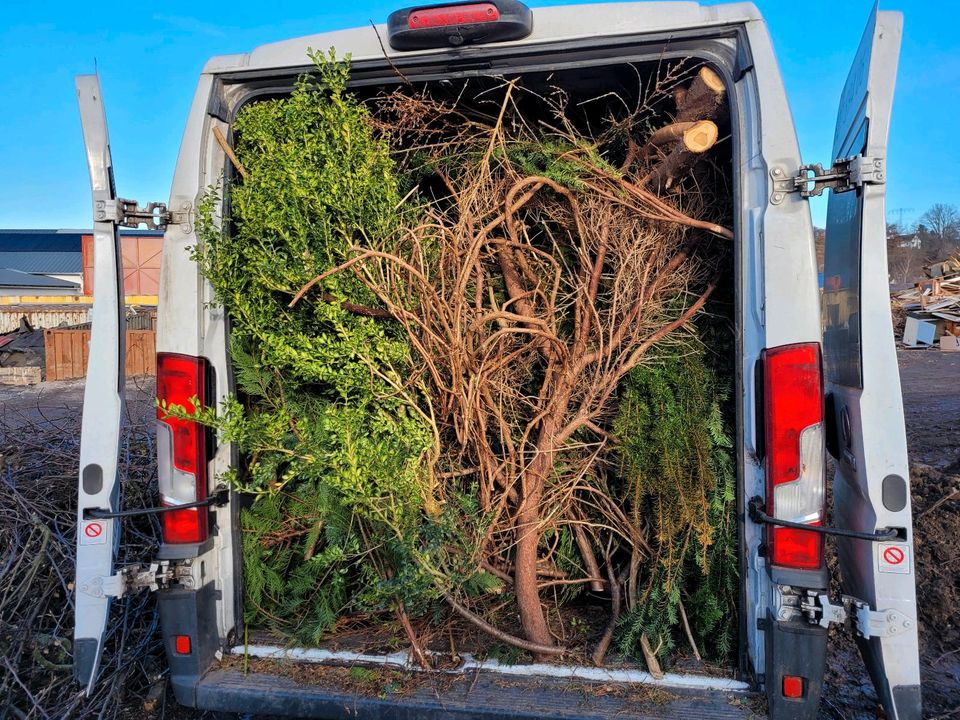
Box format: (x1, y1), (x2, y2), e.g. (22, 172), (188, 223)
(0, 383), (168, 718)
(193, 52), (737, 671)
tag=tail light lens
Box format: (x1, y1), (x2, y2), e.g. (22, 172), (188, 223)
(408, 3), (499, 28)
(761, 343), (825, 570)
(157, 353), (208, 545)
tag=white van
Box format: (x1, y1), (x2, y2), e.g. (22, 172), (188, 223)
(72, 3), (920, 718)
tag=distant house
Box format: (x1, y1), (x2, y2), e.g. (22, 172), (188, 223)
(0, 251), (83, 286)
(0, 268), (80, 296)
(891, 232), (921, 250)
(0, 229), (85, 289)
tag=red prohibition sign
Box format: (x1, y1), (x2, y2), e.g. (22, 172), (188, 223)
(84, 522), (104, 538)
(883, 546), (905, 565)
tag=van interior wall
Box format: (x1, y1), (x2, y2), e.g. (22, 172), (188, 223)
(214, 54), (738, 673)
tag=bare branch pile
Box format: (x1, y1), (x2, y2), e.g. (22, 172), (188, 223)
(295, 65), (732, 657)
(0, 384), (166, 719)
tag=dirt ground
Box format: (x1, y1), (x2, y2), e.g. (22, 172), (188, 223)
(820, 349), (960, 720)
(1, 348), (956, 719)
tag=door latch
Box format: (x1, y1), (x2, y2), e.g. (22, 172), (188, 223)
(800, 591), (914, 639)
(77, 559), (195, 599)
(94, 198), (193, 232)
(769, 155), (886, 204)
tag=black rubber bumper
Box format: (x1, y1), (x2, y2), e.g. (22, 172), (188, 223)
(158, 583), (221, 706)
(764, 612), (828, 720)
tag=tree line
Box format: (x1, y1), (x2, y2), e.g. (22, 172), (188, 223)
(887, 203), (960, 284)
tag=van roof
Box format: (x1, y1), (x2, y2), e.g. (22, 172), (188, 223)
(203, 1), (762, 74)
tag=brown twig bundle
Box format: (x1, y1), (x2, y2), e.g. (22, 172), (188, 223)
(296, 64), (731, 658)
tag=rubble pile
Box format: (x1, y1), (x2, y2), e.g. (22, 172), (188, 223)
(892, 257), (960, 351)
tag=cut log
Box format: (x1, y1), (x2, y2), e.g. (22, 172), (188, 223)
(676, 66), (726, 124)
(640, 120), (719, 190)
(644, 120), (718, 155)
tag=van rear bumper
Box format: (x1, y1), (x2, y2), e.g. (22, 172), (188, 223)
(193, 667), (758, 719)
(158, 584), (222, 706)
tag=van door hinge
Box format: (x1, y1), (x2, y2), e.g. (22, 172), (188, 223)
(94, 198), (193, 233)
(800, 591), (913, 639)
(769, 155), (886, 204)
(77, 559), (195, 599)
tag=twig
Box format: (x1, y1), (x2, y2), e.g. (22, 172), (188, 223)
(397, 604), (431, 670)
(917, 487), (959, 519)
(677, 598), (702, 662)
(639, 634), (664, 679)
(591, 563), (623, 666)
(443, 594), (567, 656)
(370, 21), (412, 86)
(212, 126), (249, 180)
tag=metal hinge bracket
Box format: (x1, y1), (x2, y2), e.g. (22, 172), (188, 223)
(78, 559), (195, 599)
(769, 155), (886, 204)
(94, 198), (193, 233)
(800, 591), (913, 639)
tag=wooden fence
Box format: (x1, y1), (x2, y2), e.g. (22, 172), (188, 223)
(44, 329), (156, 381)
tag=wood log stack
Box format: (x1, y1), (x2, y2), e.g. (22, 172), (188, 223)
(640, 67), (726, 191)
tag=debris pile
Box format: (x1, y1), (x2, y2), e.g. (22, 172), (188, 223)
(190, 52), (738, 669)
(893, 257), (960, 351)
(0, 385), (165, 718)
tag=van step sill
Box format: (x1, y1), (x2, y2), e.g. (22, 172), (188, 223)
(197, 667), (759, 719)
(228, 644), (749, 692)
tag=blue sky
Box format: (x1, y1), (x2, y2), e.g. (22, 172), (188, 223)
(0, 0), (956, 230)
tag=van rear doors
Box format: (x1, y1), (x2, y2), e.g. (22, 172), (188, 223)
(72, 74), (127, 694)
(822, 7), (921, 719)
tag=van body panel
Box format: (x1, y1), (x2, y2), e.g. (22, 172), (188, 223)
(203, 2), (761, 75)
(735, 19), (826, 702)
(157, 72), (241, 643)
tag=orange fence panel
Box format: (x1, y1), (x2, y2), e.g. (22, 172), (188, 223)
(44, 329), (157, 381)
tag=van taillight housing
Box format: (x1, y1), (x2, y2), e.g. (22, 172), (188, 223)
(157, 353), (208, 545)
(409, 3), (499, 28)
(761, 343), (825, 570)
(387, 1), (533, 51)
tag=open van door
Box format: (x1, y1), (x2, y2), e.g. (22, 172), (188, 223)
(822, 7), (921, 719)
(73, 74), (127, 694)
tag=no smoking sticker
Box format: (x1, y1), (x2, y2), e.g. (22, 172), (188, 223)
(878, 543), (909, 574)
(80, 520), (106, 546)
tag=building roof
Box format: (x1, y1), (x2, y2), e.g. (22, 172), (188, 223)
(0, 229), (82, 253)
(0, 251), (82, 274)
(0, 229), (162, 253)
(0, 268), (80, 289)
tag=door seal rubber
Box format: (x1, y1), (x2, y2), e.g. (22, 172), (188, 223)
(748, 496), (898, 542)
(85, 489), (229, 520)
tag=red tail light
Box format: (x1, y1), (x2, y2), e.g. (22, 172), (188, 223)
(157, 353), (208, 545)
(388, 1), (533, 51)
(761, 343), (825, 570)
(409, 3), (499, 28)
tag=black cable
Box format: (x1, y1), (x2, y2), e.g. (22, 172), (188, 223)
(85, 490), (228, 520)
(748, 496), (899, 542)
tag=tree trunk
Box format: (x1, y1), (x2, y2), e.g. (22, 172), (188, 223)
(513, 378), (575, 655)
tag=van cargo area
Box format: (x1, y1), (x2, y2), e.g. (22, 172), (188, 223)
(204, 51), (743, 714)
